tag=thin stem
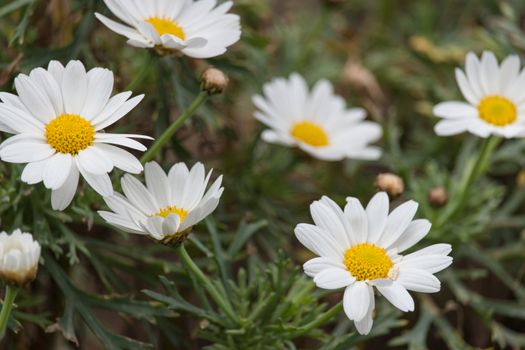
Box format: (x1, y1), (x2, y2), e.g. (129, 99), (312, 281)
(436, 136), (500, 227)
(0, 285), (19, 340)
(141, 92), (208, 165)
(291, 302), (343, 337)
(176, 243), (239, 325)
(126, 51), (154, 91)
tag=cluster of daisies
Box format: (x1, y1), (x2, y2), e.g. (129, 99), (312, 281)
(2, 0), (521, 339)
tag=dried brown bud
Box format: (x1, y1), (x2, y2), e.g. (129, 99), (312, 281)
(375, 173), (404, 198)
(428, 187), (448, 208)
(201, 68), (229, 95)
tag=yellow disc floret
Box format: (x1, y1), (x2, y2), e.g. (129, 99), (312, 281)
(343, 243), (394, 281)
(478, 96), (517, 126)
(290, 121), (329, 147)
(45, 114), (95, 154)
(145, 17), (185, 40)
(153, 205), (188, 222)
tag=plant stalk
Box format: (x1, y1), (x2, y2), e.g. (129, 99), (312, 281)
(176, 243), (239, 325)
(436, 136), (500, 227)
(141, 91), (208, 164)
(0, 285), (19, 340)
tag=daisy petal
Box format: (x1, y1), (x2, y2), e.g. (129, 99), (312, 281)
(313, 267), (355, 289)
(303, 257), (346, 278)
(373, 279), (414, 312)
(343, 282), (370, 321)
(397, 268), (441, 293)
(51, 162), (80, 211)
(380, 200), (418, 248)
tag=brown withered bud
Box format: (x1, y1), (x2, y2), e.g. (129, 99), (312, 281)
(428, 187), (448, 208)
(375, 173), (404, 198)
(201, 68), (229, 95)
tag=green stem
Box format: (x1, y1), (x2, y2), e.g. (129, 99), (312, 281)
(292, 302), (342, 337)
(176, 243), (239, 325)
(141, 91), (208, 165)
(0, 285), (19, 340)
(126, 51), (154, 91)
(436, 136), (500, 227)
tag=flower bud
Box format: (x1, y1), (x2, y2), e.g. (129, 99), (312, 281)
(0, 230), (41, 287)
(201, 68), (229, 95)
(428, 187), (448, 208)
(374, 173), (404, 198)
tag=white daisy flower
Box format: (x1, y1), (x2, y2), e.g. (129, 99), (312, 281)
(0, 229), (41, 287)
(295, 192), (453, 335)
(434, 51), (525, 138)
(253, 73), (383, 161)
(98, 161), (224, 244)
(95, 0), (241, 58)
(0, 60), (151, 211)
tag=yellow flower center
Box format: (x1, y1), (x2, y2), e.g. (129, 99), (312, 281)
(290, 121), (329, 147)
(343, 243), (394, 281)
(478, 96), (517, 126)
(145, 17), (185, 40)
(45, 114), (95, 154)
(153, 205), (188, 222)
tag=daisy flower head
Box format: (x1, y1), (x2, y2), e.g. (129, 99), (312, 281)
(98, 161), (224, 245)
(0, 60), (151, 211)
(95, 0), (241, 58)
(294, 192), (453, 335)
(252, 73), (383, 161)
(0, 229), (41, 287)
(434, 51), (525, 138)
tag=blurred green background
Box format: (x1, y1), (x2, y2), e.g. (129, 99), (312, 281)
(1, 0), (525, 349)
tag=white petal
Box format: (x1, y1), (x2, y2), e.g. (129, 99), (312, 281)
(433, 101), (478, 119)
(303, 257), (346, 278)
(162, 214), (181, 236)
(464, 52), (484, 98)
(51, 162), (79, 211)
(77, 160), (113, 196)
(344, 197), (368, 245)
(365, 192), (389, 244)
(145, 162), (170, 207)
(95, 13), (145, 41)
(397, 268), (441, 293)
(374, 280), (414, 312)
(0, 141), (55, 163)
(343, 282), (370, 321)
(121, 174), (159, 214)
(380, 200), (418, 248)
(354, 289), (375, 335)
(21, 159), (47, 184)
(48, 61), (65, 83)
(398, 255), (453, 274)
(313, 267), (355, 289)
(499, 55), (521, 95)
(28, 68), (64, 117)
(90, 91), (132, 125)
(455, 68), (480, 105)
(311, 197), (350, 248)
(168, 163), (190, 204)
(95, 144), (143, 174)
(406, 243), (452, 257)
(43, 153), (73, 190)
(294, 223), (344, 259)
(77, 147), (113, 174)
(434, 119), (472, 136)
(62, 61), (88, 114)
(93, 94), (144, 130)
(14, 74), (56, 123)
(480, 51), (499, 94)
(81, 68), (114, 120)
(394, 219), (432, 252)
